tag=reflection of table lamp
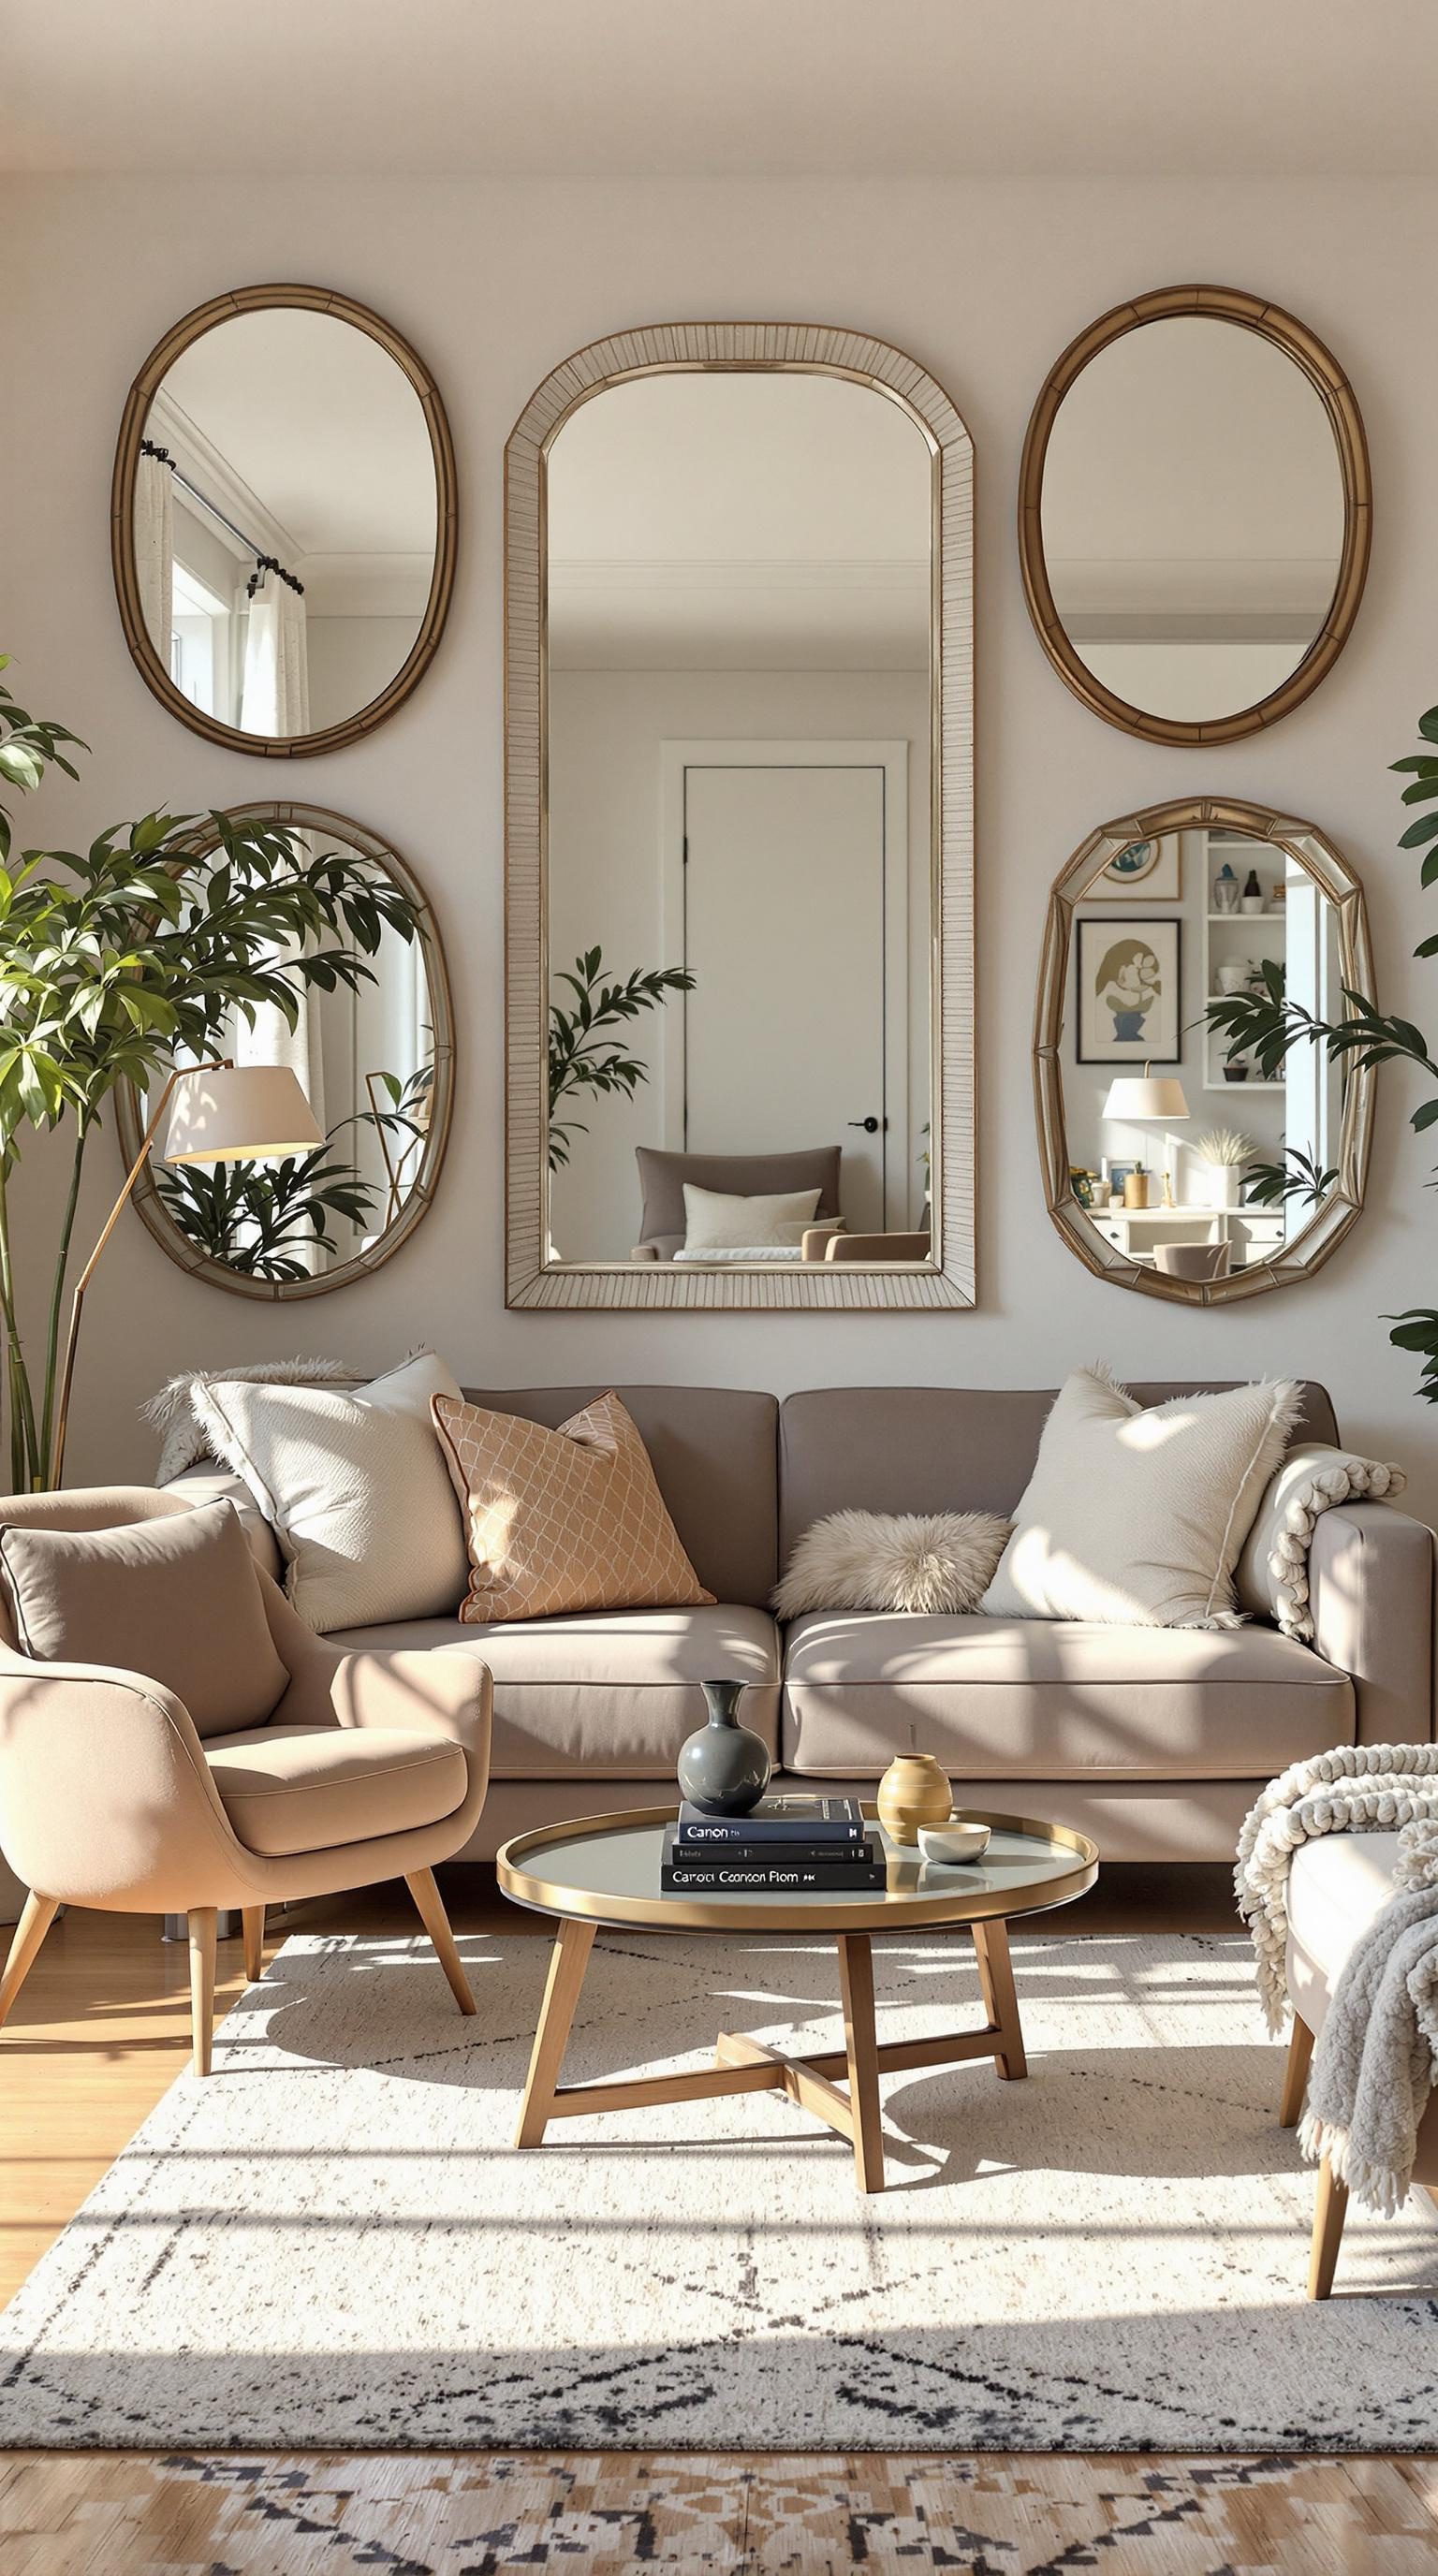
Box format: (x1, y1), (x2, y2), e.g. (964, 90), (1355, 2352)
(49, 1062), (324, 1487)
(1102, 1068), (1191, 1208)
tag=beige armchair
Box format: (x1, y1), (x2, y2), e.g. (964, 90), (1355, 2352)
(0, 1487), (492, 2074)
(802, 1228), (932, 1263)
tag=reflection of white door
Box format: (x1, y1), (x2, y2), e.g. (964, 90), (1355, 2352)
(662, 743), (910, 1232)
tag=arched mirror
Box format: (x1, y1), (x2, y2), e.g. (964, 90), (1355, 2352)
(505, 321), (975, 1311)
(112, 286), (457, 755)
(1020, 286), (1370, 744)
(117, 805), (453, 1298)
(1034, 798), (1374, 1302)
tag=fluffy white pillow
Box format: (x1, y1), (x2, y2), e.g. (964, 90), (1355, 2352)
(1236, 1442), (1407, 1639)
(682, 1183), (820, 1251)
(773, 1510), (1011, 1617)
(980, 1365), (1302, 1631)
(191, 1352), (469, 1632)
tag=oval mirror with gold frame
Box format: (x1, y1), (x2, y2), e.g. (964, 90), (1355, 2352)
(112, 285), (458, 757)
(1019, 285), (1371, 746)
(115, 803), (454, 1300)
(1034, 797), (1374, 1304)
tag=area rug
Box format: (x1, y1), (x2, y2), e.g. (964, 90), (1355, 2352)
(3, 1928), (1437, 2452)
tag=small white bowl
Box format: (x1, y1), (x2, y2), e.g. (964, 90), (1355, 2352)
(917, 1820), (992, 1866)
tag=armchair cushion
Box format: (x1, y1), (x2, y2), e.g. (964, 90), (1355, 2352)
(203, 1720), (468, 1858)
(0, 1499), (288, 1738)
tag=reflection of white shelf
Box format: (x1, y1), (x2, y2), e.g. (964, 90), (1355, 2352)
(1208, 911), (1286, 923)
(1203, 848), (1287, 1096)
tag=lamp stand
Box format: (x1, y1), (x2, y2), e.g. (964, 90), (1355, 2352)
(47, 1058), (224, 1491)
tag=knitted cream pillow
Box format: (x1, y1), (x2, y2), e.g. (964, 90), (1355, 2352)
(432, 1389), (714, 1624)
(1236, 1442), (1407, 1639)
(980, 1365), (1302, 1630)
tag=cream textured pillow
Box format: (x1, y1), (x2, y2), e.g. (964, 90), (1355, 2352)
(773, 1510), (1010, 1618)
(980, 1366), (1302, 1630)
(1236, 1442), (1407, 1639)
(432, 1389), (714, 1624)
(0, 1500), (288, 1736)
(192, 1353), (469, 1632)
(682, 1183), (820, 1251)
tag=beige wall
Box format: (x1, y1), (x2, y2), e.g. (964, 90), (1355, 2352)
(6, 173), (1436, 1524)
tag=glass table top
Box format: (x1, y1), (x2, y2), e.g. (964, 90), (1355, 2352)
(497, 1806), (1098, 1929)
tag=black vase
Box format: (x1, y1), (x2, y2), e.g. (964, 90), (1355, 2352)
(676, 1679), (772, 1816)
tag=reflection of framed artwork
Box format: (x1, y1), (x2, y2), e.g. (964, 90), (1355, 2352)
(1092, 832), (1182, 900)
(1077, 917), (1181, 1062)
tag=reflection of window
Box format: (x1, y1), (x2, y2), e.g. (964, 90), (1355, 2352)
(169, 564), (231, 718)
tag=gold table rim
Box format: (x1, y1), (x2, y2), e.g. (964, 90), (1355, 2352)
(495, 1802), (1099, 1934)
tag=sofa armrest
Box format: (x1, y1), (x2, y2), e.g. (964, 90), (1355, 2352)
(628, 1241), (661, 1261)
(1308, 1501), (1437, 1746)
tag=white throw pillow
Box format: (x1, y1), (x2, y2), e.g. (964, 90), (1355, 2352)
(191, 1353), (469, 1632)
(1236, 1442), (1407, 1640)
(773, 1510), (1011, 1618)
(682, 1183), (820, 1251)
(980, 1366), (1302, 1630)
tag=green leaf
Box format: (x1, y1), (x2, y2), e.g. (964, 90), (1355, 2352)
(1412, 1098), (1438, 1132)
(1418, 707), (1438, 744)
(1398, 811), (1438, 850)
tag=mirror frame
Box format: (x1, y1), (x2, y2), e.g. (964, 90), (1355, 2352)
(111, 284), (459, 758)
(1018, 284), (1372, 747)
(504, 319), (975, 1310)
(115, 801), (455, 1301)
(1034, 795), (1375, 1305)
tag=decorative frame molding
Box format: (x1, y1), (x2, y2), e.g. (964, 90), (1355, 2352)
(504, 320), (975, 1310)
(1034, 797), (1375, 1306)
(111, 283), (458, 758)
(1018, 284), (1372, 747)
(114, 803), (455, 1302)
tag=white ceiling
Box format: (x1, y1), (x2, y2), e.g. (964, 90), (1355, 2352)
(5, 2), (1434, 178)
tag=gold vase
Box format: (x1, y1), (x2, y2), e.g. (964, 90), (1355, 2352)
(1123, 1171), (1151, 1209)
(876, 1753), (953, 1846)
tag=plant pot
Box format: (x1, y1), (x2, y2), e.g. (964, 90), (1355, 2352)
(676, 1680), (772, 1815)
(876, 1752), (953, 1847)
(1204, 1165), (1243, 1209)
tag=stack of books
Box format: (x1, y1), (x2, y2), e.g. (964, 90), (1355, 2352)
(661, 1793), (885, 1893)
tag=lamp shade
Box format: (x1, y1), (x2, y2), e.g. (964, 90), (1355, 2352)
(163, 1065), (325, 1164)
(1102, 1075), (1191, 1121)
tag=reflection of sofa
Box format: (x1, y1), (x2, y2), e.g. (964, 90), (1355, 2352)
(629, 1145), (842, 1259)
(159, 1379), (1435, 1870)
(802, 1228), (932, 1262)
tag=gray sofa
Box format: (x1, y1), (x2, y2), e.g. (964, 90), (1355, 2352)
(171, 1378), (1437, 1866)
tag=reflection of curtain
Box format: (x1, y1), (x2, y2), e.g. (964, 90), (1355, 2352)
(134, 449), (173, 657)
(241, 576), (310, 739)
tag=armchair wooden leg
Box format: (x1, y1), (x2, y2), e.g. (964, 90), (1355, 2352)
(404, 1868), (476, 2015)
(0, 1893), (59, 2031)
(1280, 2014), (1314, 2129)
(1308, 2154), (1349, 2300)
(188, 1908), (216, 2077)
(242, 1907), (266, 1985)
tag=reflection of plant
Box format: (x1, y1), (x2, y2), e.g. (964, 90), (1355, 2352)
(156, 1147), (378, 1281)
(1245, 1145), (1340, 1210)
(547, 946), (695, 1171)
(1194, 1127), (1254, 1166)
(1205, 705), (1438, 1403)
(0, 658), (422, 1486)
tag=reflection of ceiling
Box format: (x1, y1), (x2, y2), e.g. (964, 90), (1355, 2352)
(1043, 318), (1345, 638)
(153, 308), (436, 578)
(548, 373), (932, 666)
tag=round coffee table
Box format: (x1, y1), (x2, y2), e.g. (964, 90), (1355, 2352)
(496, 1804), (1098, 2192)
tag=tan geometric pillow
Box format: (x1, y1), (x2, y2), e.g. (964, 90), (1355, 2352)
(432, 1389), (715, 1625)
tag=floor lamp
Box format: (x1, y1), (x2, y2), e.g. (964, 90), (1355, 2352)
(48, 1061), (324, 1489)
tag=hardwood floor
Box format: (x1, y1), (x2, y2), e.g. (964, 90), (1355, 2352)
(2, 1866), (1431, 2573)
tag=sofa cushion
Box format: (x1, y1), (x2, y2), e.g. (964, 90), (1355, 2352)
(781, 1611), (1354, 1780)
(329, 1603), (780, 1778)
(778, 1382), (1341, 1561)
(460, 1385), (779, 1607)
(204, 1721), (468, 1857)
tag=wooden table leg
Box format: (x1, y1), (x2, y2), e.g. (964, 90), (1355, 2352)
(972, 1917), (1027, 2081)
(515, 1918), (597, 2148)
(837, 1932), (886, 2193)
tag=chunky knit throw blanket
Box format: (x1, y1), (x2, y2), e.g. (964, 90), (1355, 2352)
(1236, 1746), (1438, 2215)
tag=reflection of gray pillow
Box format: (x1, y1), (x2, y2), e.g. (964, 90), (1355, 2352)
(634, 1145), (841, 1250)
(980, 1365), (1301, 1630)
(682, 1183), (820, 1251)
(1236, 1442), (1407, 1639)
(774, 1510), (1010, 1617)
